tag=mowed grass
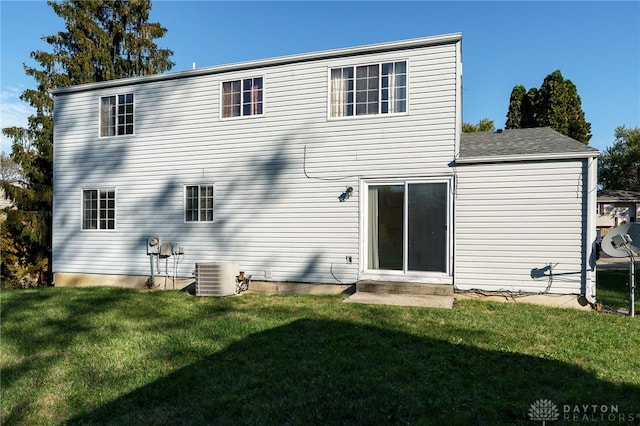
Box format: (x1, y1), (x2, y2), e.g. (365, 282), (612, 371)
(2, 285), (639, 425)
(597, 269), (640, 313)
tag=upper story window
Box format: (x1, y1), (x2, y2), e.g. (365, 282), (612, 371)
(100, 93), (134, 136)
(222, 77), (263, 118)
(330, 61), (407, 118)
(82, 188), (115, 230)
(185, 184), (215, 222)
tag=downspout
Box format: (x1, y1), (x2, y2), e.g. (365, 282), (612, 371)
(584, 156), (598, 305)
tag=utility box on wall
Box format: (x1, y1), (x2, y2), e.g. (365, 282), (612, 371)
(147, 237), (160, 255)
(159, 242), (172, 257)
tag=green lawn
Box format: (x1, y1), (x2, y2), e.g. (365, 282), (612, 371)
(1, 284), (639, 425)
(597, 269), (640, 313)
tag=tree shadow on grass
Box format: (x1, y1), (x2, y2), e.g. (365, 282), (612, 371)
(0, 288), (234, 425)
(68, 318), (640, 425)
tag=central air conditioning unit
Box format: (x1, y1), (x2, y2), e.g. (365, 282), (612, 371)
(195, 262), (239, 297)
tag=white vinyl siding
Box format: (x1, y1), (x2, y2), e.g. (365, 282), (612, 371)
(52, 37), (460, 284)
(454, 160), (588, 294)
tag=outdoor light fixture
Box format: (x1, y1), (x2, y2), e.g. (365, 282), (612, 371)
(338, 186), (353, 202)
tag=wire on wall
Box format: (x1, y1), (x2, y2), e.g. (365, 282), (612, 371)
(303, 145), (360, 182)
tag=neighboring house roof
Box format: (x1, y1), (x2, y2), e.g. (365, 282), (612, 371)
(597, 189), (640, 203)
(457, 127), (599, 164)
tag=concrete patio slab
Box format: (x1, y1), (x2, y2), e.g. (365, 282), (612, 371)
(454, 292), (592, 310)
(343, 292), (454, 309)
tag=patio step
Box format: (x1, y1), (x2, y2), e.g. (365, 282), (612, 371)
(355, 280), (453, 296)
(344, 292), (453, 309)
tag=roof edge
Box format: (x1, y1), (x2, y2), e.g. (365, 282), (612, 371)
(455, 150), (600, 164)
(51, 33), (462, 95)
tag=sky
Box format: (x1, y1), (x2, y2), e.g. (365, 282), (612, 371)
(1, 0), (639, 154)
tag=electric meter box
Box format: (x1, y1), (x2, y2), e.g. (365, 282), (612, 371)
(147, 236), (160, 255)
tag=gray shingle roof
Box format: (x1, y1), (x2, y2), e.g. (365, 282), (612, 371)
(597, 189), (640, 203)
(459, 127), (599, 163)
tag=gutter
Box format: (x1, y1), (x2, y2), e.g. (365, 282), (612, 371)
(455, 151), (599, 164)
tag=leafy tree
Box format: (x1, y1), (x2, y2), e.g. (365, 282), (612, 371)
(505, 70), (592, 144)
(1, 0), (174, 288)
(599, 126), (640, 191)
(462, 118), (495, 133)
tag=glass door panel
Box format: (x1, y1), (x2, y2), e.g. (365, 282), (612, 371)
(368, 185), (404, 270)
(408, 183), (448, 272)
(366, 181), (449, 274)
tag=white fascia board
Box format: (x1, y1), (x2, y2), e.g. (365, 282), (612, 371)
(51, 33), (462, 95)
(455, 151), (600, 164)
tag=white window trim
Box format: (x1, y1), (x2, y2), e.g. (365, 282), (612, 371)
(98, 92), (135, 138)
(219, 76), (265, 120)
(80, 187), (117, 232)
(359, 177), (453, 283)
(327, 58), (410, 121)
(183, 184), (216, 223)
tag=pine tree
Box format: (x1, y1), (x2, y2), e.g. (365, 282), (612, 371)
(521, 88), (539, 128)
(46, 0), (174, 84)
(1, 0), (174, 288)
(505, 85), (526, 129)
(504, 70), (591, 144)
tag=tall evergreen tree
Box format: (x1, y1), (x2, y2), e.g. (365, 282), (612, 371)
(505, 85), (526, 129)
(46, 0), (174, 84)
(521, 88), (539, 128)
(1, 0), (174, 288)
(565, 82), (591, 145)
(505, 70), (591, 144)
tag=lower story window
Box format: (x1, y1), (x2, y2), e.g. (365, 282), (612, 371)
(82, 189), (115, 230)
(185, 184), (214, 222)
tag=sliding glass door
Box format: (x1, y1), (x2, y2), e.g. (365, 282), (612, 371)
(367, 181), (449, 274)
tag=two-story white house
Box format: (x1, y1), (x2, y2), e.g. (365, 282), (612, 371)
(51, 33), (600, 303)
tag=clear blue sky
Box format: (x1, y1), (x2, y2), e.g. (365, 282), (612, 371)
(1, 1), (639, 154)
